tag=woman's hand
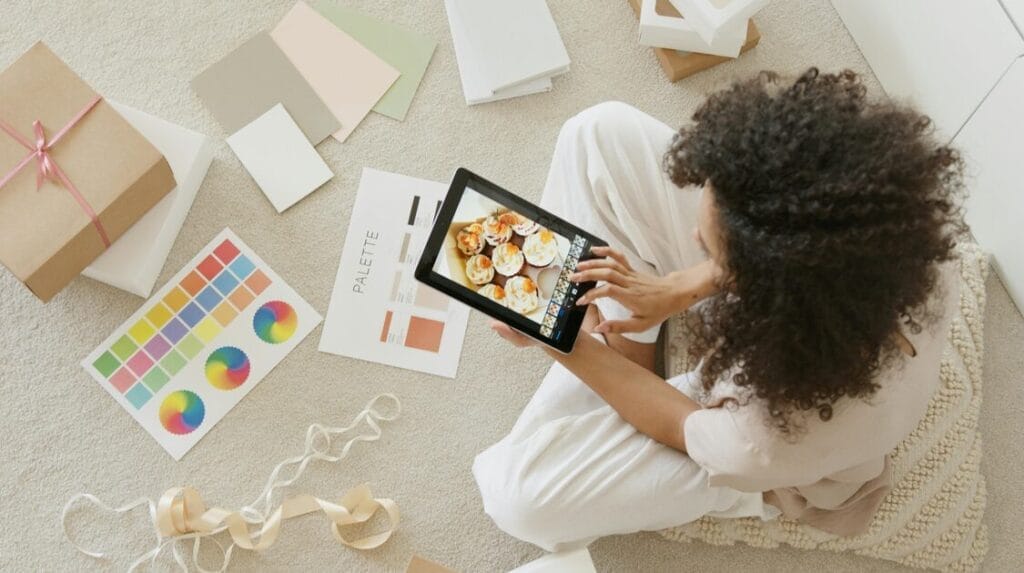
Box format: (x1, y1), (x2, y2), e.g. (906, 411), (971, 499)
(571, 246), (722, 335)
(490, 321), (539, 348)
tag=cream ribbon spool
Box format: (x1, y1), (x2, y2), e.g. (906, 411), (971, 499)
(61, 394), (401, 572)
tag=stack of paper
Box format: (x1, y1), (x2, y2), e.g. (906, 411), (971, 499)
(445, 0), (571, 105)
(192, 2), (438, 212)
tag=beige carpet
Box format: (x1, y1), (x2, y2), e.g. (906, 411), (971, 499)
(1, 1), (1021, 571)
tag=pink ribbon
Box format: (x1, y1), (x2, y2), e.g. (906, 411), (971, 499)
(0, 95), (110, 246)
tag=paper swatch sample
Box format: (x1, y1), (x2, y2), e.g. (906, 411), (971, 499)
(449, 0), (570, 92)
(445, 0), (552, 105)
(272, 2), (400, 142)
(320, 168), (469, 378)
(312, 1), (437, 121)
(509, 549), (596, 573)
(192, 31), (340, 145)
(82, 229), (323, 459)
(82, 102), (214, 297)
(226, 104), (332, 213)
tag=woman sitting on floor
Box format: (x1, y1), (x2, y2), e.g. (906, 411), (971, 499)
(473, 68), (965, 551)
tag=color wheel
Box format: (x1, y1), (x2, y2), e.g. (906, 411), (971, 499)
(159, 390), (205, 435)
(253, 300), (297, 343)
(205, 346), (251, 390)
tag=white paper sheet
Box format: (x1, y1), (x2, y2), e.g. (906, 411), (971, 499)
(449, 0), (570, 92)
(82, 102), (214, 297)
(508, 549), (596, 573)
(445, 0), (553, 105)
(319, 168), (469, 378)
(226, 104), (333, 213)
(82, 228), (322, 460)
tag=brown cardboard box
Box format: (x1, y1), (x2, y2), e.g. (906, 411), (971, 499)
(0, 42), (175, 301)
(627, 0), (761, 82)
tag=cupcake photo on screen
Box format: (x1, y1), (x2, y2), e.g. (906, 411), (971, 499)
(492, 243), (525, 277)
(523, 229), (559, 267)
(465, 254), (495, 285)
(506, 276), (540, 315)
(477, 284), (507, 307)
(456, 223), (485, 256)
(439, 184), (573, 326)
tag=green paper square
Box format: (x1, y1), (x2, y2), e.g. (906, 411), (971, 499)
(142, 366), (170, 393)
(177, 333), (203, 359)
(313, 1), (437, 121)
(160, 349), (188, 376)
(93, 352), (120, 377)
(111, 335), (138, 361)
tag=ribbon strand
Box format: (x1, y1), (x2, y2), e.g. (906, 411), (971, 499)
(61, 393), (402, 572)
(0, 95), (110, 246)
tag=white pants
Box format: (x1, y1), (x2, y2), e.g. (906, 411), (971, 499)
(473, 102), (777, 553)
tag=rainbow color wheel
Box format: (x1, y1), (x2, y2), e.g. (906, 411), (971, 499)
(159, 390), (205, 435)
(205, 346), (251, 390)
(253, 300), (297, 344)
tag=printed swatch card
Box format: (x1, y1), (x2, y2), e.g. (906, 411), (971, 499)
(226, 103), (333, 213)
(83, 229), (322, 459)
(320, 168), (469, 378)
(271, 2), (399, 142)
(192, 31), (340, 145)
(312, 0), (437, 121)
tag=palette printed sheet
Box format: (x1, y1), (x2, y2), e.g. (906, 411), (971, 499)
(82, 228), (322, 459)
(320, 168), (469, 378)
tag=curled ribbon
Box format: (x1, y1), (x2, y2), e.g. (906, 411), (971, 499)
(0, 95), (110, 246)
(61, 394), (402, 572)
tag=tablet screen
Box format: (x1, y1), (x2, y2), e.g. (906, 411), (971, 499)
(417, 169), (604, 351)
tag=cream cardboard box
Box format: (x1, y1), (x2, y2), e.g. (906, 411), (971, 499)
(639, 0), (748, 57)
(669, 0), (770, 44)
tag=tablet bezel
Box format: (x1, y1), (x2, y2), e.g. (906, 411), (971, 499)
(415, 168), (607, 353)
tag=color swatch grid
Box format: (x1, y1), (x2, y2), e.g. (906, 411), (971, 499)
(89, 238), (271, 410)
(83, 228), (322, 460)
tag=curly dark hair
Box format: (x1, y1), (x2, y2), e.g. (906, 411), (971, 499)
(665, 68), (965, 435)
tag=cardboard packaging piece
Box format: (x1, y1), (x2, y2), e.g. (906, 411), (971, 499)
(639, 0), (748, 57)
(0, 42), (175, 301)
(669, 0), (770, 44)
(628, 0), (761, 82)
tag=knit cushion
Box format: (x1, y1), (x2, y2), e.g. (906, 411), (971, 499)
(660, 242), (990, 572)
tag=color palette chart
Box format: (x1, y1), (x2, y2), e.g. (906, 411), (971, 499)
(320, 168), (469, 378)
(82, 228), (322, 459)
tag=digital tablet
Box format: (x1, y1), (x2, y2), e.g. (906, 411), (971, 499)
(415, 168), (607, 353)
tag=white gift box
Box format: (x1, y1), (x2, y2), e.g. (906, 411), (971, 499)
(639, 0), (748, 57)
(82, 103), (213, 297)
(669, 0), (770, 44)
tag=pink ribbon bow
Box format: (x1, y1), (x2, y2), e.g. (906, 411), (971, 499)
(0, 95), (110, 246)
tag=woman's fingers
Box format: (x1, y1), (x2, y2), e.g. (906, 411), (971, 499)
(575, 283), (625, 306)
(573, 257), (628, 275)
(590, 246), (634, 272)
(593, 318), (651, 334)
(570, 267), (627, 286)
(490, 321), (535, 348)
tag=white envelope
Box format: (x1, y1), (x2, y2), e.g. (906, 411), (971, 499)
(639, 0), (748, 57)
(82, 103), (214, 297)
(669, 0), (770, 44)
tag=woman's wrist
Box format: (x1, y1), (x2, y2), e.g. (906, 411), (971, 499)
(666, 259), (722, 313)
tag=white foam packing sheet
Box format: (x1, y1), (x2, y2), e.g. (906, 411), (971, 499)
(448, 0), (570, 92)
(82, 101), (214, 297)
(444, 0), (553, 105)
